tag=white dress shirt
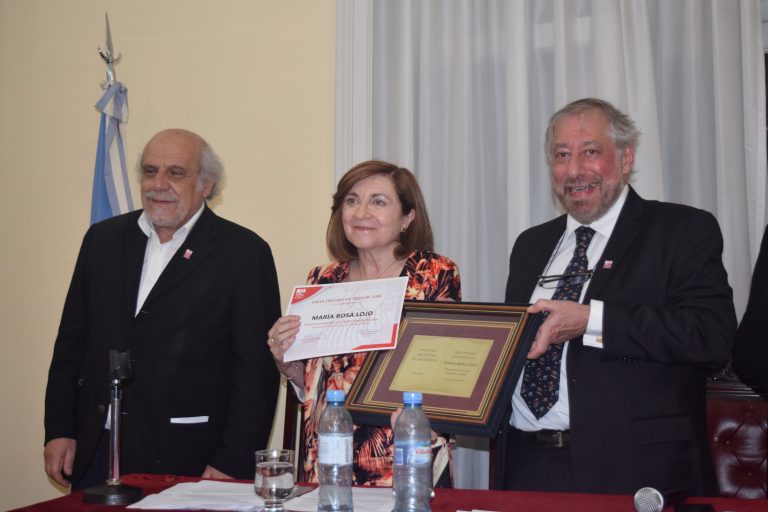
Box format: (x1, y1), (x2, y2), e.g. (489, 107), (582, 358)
(135, 204), (205, 315)
(510, 185), (628, 431)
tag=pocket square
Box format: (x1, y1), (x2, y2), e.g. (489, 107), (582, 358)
(170, 416), (209, 424)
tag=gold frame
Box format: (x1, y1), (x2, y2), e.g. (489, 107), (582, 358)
(346, 301), (540, 437)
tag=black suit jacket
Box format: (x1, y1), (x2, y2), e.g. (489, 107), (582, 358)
(44, 206), (281, 485)
(733, 224), (768, 396)
(501, 187), (735, 495)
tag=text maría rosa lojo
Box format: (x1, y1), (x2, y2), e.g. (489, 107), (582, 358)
(312, 311), (374, 321)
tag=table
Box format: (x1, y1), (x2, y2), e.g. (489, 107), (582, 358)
(10, 474), (768, 512)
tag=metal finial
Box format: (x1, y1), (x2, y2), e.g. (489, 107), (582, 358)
(98, 13), (122, 88)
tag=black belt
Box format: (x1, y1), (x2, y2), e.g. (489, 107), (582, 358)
(516, 428), (571, 448)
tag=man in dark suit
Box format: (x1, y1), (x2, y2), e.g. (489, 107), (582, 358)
(43, 129), (281, 490)
(499, 98), (735, 495)
(733, 225), (768, 396)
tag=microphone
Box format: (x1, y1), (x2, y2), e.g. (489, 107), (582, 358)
(109, 349), (133, 381)
(633, 487), (688, 512)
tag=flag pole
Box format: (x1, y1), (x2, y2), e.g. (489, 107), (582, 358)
(98, 13), (121, 88)
(82, 14), (141, 507)
(90, 12), (134, 225)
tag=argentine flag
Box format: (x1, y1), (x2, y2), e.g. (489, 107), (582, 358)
(90, 82), (134, 224)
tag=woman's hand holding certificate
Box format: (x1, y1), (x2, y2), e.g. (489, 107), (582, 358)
(282, 277), (408, 362)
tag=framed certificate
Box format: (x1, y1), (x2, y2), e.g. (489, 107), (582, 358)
(346, 301), (542, 437)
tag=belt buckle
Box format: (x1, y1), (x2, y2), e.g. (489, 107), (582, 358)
(535, 430), (566, 448)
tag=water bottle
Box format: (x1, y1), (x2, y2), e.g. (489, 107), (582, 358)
(317, 389), (354, 512)
(393, 391), (432, 512)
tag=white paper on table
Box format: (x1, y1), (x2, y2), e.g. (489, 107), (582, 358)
(282, 277), (408, 362)
(285, 487), (395, 512)
(127, 480), (262, 511)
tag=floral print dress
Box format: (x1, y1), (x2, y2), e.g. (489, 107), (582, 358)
(301, 250), (461, 486)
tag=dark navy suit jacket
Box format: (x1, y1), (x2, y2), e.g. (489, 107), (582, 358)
(500, 187), (735, 495)
(45, 206), (281, 485)
(733, 224), (768, 396)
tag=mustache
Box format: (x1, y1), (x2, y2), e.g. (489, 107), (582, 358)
(562, 177), (600, 187)
(144, 190), (179, 202)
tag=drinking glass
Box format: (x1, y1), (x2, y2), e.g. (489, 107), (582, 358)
(254, 449), (294, 490)
(253, 449), (294, 511)
(256, 460), (295, 511)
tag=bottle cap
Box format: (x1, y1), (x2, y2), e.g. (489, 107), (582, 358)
(327, 389), (345, 403)
(403, 391), (423, 404)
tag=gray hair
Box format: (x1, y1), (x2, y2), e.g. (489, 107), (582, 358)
(544, 98), (640, 168)
(198, 142), (223, 200)
(136, 130), (224, 200)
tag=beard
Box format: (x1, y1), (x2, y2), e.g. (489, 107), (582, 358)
(142, 190), (186, 228)
(555, 176), (625, 224)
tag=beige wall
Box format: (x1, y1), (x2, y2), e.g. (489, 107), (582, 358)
(0, 0), (335, 508)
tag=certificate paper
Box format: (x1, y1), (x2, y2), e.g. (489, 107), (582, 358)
(282, 276), (408, 362)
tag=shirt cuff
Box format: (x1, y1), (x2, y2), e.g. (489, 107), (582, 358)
(289, 380), (305, 403)
(286, 379), (304, 403)
(583, 299), (604, 349)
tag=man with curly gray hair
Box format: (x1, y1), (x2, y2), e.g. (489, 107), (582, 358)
(499, 98), (735, 496)
(44, 129), (281, 490)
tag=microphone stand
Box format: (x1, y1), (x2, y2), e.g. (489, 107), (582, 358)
(83, 350), (143, 505)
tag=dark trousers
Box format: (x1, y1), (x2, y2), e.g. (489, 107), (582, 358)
(502, 427), (576, 492)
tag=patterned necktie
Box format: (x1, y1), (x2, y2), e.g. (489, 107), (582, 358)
(521, 226), (596, 419)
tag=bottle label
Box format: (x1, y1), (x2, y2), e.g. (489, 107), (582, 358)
(394, 439), (431, 466)
(318, 433), (353, 465)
